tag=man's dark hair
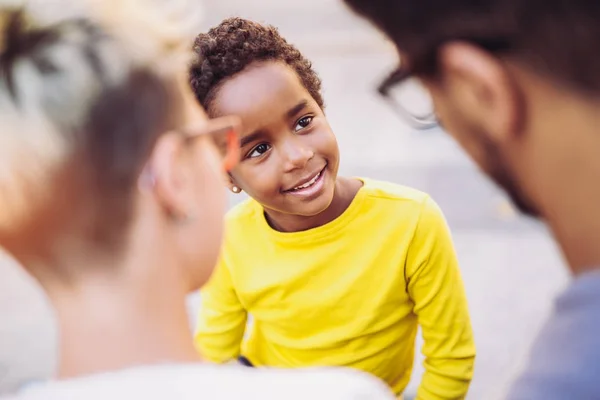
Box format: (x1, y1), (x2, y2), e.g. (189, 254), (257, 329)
(189, 17), (324, 114)
(344, 0), (600, 94)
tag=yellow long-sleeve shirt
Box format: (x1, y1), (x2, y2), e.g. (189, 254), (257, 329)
(195, 178), (475, 399)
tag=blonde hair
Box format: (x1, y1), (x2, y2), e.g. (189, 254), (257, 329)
(0, 0), (203, 234)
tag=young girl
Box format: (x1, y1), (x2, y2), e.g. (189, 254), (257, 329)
(191, 18), (475, 399)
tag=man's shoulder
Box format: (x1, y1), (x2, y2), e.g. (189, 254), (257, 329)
(8, 364), (395, 400)
(507, 272), (600, 399)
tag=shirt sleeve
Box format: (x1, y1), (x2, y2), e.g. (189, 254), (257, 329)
(194, 254), (247, 363)
(406, 196), (476, 400)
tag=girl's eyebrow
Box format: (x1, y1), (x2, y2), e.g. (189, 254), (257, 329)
(240, 130), (265, 148)
(286, 100), (308, 119)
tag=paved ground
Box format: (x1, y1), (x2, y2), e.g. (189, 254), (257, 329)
(0, 2), (569, 399)
(193, 1), (570, 399)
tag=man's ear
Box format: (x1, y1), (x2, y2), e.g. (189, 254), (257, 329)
(435, 41), (524, 143)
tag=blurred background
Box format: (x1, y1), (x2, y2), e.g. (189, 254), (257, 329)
(0, 0), (569, 399)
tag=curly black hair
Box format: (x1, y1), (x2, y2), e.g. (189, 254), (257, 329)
(189, 17), (324, 115)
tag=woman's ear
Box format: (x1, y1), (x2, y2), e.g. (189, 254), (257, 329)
(145, 131), (192, 219)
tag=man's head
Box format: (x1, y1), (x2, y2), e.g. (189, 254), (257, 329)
(0, 2), (238, 291)
(190, 18), (340, 219)
(344, 0), (600, 218)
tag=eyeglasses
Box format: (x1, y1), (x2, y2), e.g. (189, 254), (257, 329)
(377, 37), (514, 130)
(377, 66), (438, 130)
(180, 116), (241, 172)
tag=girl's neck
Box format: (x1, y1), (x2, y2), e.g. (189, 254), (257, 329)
(264, 176), (363, 233)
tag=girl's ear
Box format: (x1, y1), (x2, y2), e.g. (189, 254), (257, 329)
(227, 173), (242, 194)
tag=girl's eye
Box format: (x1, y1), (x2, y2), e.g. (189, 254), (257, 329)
(294, 116), (314, 132)
(248, 143), (271, 159)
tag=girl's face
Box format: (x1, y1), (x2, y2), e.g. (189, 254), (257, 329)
(213, 61), (340, 219)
